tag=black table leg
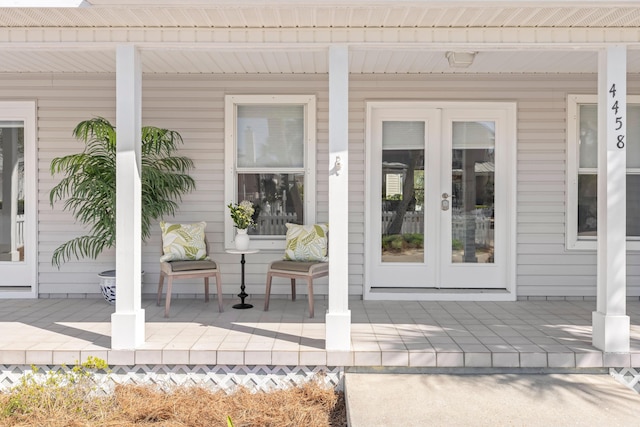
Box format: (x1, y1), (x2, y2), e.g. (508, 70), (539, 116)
(233, 253), (253, 309)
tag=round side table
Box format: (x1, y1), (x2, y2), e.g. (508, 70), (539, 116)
(226, 249), (260, 309)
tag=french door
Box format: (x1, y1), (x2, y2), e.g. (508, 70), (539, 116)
(0, 102), (37, 297)
(366, 102), (515, 290)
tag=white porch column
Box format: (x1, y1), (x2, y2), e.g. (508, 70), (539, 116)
(111, 44), (145, 349)
(326, 44), (351, 351)
(592, 45), (630, 353)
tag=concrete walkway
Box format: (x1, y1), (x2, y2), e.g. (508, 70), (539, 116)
(345, 373), (640, 426)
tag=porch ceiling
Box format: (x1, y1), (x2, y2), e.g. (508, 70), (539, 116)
(2, 3), (640, 29)
(1, 2), (640, 74)
(2, 48), (640, 74)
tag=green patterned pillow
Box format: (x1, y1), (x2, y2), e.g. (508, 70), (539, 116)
(283, 223), (328, 262)
(160, 221), (209, 262)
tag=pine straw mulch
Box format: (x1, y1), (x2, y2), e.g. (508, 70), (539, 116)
(0, 381), (347, 427)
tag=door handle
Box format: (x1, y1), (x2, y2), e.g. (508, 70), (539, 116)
(441, 193), (450, 211)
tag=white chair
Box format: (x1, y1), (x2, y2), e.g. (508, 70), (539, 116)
(157, 237), (223, 317)
(264, 260), (328, 318)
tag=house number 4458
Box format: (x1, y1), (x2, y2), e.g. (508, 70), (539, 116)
(609, 83), (625, 149)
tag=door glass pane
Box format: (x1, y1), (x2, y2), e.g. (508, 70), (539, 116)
(0, 122), (25, 262)
(451, 121), (495, 264)
(381, 121), (425, 263)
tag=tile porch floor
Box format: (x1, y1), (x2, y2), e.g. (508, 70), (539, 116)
(0, 297), (639, 369)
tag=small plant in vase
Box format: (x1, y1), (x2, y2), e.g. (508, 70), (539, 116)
(228, 200), (255, 250)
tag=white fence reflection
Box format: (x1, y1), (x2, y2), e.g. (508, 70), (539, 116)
(381, 211), (423, 234)
(250, 210), (493, 247)
(16, 214), (24, 247)
(253, 213), (297, 235)
(452, 213), (493, 248)
(381, 210), (493, 247)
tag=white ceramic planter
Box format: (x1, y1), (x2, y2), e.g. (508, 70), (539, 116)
(98, 270), (145, 304)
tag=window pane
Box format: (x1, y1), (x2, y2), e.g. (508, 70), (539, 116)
(237, 173), (304, 236)
(578, 174), (640, 238)
(577, 174), (597, 237)
(628, 106), (640, 168)
(579, 104), (640, 168)
(577, 103), (640, 239)
(628, 175), (640, 237)
(237, 105), (304, 168)
(579, 104), (598, 169)
(0, 122), (25, 262)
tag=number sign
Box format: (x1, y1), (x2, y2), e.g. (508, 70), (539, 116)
(609, 83), (625, 150)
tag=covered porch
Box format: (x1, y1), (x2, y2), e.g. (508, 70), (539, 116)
(1, 1), (640, 359)
(1, 298), (639, 370)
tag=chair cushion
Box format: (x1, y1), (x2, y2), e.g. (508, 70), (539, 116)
(167, 260), (217, 272)
(283, 223), (328, 262)
(270, 260), (327, 273)
(160, 221), (209, 262)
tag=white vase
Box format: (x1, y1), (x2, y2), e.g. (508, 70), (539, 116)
(235, 228), (250, 251)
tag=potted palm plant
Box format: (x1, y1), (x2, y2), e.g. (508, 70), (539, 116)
(50, 117), (195, 302)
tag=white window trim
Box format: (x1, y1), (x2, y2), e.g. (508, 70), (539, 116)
(224, 94), (317, 251)
(566, 94), (640, 251)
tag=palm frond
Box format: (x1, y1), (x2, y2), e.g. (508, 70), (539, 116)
(51, 235), (113, 269)
(49, 117), (195, 267)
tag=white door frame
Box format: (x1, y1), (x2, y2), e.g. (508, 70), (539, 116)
(367, 107), (441, 288)
(364, 101), (517, 301)
(440, 107), (511, 288)
(0, 101), (38, 298)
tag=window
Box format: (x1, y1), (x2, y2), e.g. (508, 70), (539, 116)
(224, 95), (316, 250)
(567, 94), (640, 250)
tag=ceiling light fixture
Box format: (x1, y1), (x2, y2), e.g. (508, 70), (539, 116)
(445, 51), (477, 68)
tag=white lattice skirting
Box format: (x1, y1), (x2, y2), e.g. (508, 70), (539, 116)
(610, 367), (640, 393)
(0, 365), (344, 394)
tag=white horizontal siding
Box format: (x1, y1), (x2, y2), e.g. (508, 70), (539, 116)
(4, 71), (640, 300)
(18, 73), (339, 299)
